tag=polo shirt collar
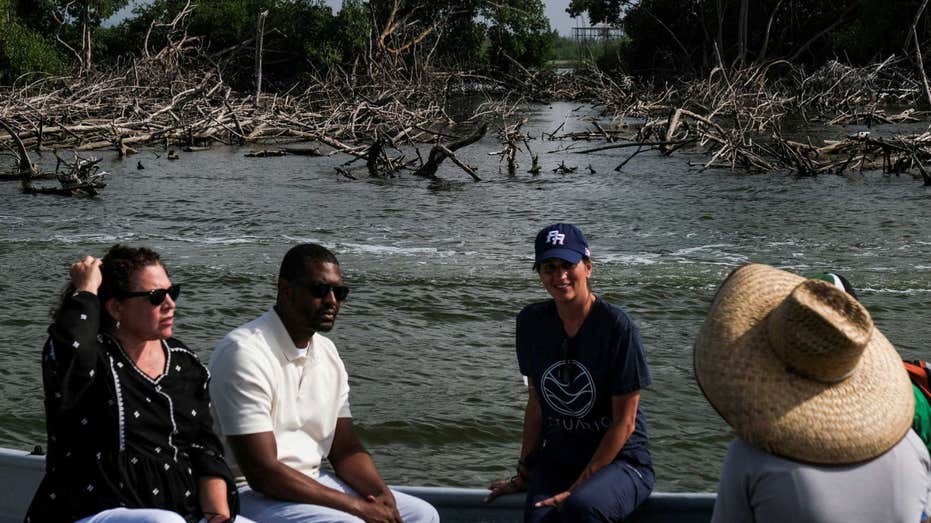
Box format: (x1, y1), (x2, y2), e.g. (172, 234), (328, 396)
(264, 307), (316, 363)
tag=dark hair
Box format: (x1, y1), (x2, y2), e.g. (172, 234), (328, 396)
(533, 255), (591, 274)
(52, 245), (165, 330)
(278, 243), (339, 283)
(809, 271), (859, 301)
(835, 273), (858, 300)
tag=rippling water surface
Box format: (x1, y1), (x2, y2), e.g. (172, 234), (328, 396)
(1, 103), (929, 492)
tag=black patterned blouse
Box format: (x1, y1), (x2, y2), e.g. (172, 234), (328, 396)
(25, 291), (239, 523)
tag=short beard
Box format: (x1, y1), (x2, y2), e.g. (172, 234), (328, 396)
(312, 313), (337, 333)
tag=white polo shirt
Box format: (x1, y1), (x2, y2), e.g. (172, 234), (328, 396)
(209, 308), (351, 484)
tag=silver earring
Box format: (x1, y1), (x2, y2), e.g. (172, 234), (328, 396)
(115, 320), (120, 330)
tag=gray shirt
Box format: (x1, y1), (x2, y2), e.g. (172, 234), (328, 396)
(712, 430), (931, 523)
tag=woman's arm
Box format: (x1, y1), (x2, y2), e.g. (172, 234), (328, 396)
(198, 476), (231, 522)
(519, 383), (544, 467)
(45, 257), (105, 410)
(534, 391), (640, 507)
(485, 383), (543, 502)
(575, 391), (639, 484)
(184, 357), (240, 520)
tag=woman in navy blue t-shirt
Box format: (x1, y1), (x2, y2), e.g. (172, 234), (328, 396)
(486, 223), (654, 523)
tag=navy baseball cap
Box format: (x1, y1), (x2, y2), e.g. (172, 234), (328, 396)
(533, 223), (590, 269)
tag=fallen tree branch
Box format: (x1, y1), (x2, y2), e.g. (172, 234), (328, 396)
(413, 123), (486, 179)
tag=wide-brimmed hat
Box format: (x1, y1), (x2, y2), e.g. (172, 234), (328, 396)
(694, 263), (913, 465)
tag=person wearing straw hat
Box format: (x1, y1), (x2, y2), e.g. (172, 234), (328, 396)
(695, 263), (931, 522)
(485, 223), (654, 522)
(808, 270), (931, 456)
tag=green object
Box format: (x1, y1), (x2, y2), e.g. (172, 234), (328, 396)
(912, 384), (931, 454)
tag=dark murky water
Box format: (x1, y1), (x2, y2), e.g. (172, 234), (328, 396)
(1, 103), (929, 492)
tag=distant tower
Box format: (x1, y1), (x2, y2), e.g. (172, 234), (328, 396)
(572, 17), (623, 65)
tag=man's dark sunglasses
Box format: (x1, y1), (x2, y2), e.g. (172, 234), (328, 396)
(299, 282), (349, 301)
(118, 284), (181, 306)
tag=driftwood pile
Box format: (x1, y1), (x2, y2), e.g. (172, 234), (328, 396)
(0, 65), (504, 170)
(510, 57), (931, 184)
(3, 5), (931, 193)
(0, 1), (522, 189)
(0, 118), (108, 195)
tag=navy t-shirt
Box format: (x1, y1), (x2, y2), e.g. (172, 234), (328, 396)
(517, 296), (652, 469)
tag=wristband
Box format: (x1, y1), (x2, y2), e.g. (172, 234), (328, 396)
(516, 459), (531, 481)
(507, 474), (528, 491)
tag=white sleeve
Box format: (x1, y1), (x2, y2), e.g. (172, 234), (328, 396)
(209, 335), (276, 436)
(336, 351), (352, 419)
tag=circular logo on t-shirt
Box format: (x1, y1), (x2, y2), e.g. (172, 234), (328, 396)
(540, 360), (596, 417)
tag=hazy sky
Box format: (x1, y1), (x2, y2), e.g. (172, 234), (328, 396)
(112, 1), (589, 35)
(543, 0), (589, 35)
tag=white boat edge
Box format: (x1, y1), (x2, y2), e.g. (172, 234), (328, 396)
(0, 447), (716, 522)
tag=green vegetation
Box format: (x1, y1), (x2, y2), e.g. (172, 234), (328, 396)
(5, 0), (931, 85)
(0, 0), (65, 83)
(549, 33), (629, 72)
(2, 0), (559, 87)
(484, 1), (553, 72)
(17, 0), (129, 74)
(570, 0), (931, 78)
(568, 0), (625, 26)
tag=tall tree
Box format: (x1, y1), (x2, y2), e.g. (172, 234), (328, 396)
(484, 0), (553, 72)
(19, 0), (128, 75)
(568, 0), (627, 25)
(365, 0), (551, 71)
(614, 0), (930, 77)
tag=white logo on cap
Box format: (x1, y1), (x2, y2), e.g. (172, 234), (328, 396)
(546, 230), (565, 245)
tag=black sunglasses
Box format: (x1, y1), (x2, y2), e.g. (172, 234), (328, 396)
(298, 282), (349, 302)
(118, 284), (181, 306)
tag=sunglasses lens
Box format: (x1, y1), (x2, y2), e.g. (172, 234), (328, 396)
(147, 285), (180, 306)
(306, 284), (329, 299)
(304, 283), (349, 301)
(148, 289), (168, 306)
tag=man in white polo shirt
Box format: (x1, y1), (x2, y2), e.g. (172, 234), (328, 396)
(209, 243), (439, 522)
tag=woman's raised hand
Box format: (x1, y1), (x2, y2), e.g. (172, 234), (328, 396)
(70, 256), (103, 294)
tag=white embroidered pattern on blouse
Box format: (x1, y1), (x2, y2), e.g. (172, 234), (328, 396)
(107, 353), (127, 451)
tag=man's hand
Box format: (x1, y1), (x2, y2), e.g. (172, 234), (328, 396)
(353, 495), (403, 523)
(370, 490), (398, 509)
(534, 490), (570, 508)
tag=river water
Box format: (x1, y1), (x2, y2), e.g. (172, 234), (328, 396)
(1, 103), (929, 493)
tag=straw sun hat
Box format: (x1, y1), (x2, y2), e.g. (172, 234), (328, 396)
(694, 263), (914, 465)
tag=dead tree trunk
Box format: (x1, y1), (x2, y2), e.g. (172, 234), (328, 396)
(413, 124), (486, 180)
(715, 0), (725, 58)
(254, 10), (268, 105)
(756, 0), (784, 65)
(911, 0), (931, 107)
(737, 0), (749, 63)
(82, 6), (93, 75)
(0, 119), (38, 189)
